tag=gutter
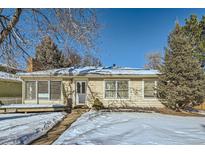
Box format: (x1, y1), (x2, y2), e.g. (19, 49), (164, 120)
(0, 78), (22, 82)
(19, 74), (159, 79)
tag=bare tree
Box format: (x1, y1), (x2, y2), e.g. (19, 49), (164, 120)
(144, 52), (162, 70)
(0, 8), (99, 68)
(63, 48), (82, 67)
(81, 52), (102, 67)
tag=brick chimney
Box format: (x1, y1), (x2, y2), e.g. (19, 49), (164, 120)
(27, 57), (42, 72)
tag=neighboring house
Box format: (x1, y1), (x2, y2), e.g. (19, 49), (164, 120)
(18, 66), (163, 108)
(0, 63), (24, 104)
(0, 71), (22, 104)
(0, 63), (25, 74)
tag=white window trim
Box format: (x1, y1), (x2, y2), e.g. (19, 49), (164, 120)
(25, 80), (62, 102)
(36, 80), (38, 104)
(50, 80), (63, 101)
(103, 79), (130, 100)
(73, 78), (88, 106)
(142, 79), (158, 100)
(75, 80), (87, 105)
(48, 81), (51, 100)
(24, 80), (37, 101)
(37, 80), (50, 101)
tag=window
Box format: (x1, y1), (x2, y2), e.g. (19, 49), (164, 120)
(81, 82), (86, 94)
(76, 81), (86, 94)
(117, 81), (129, 98)
(77, 82), (81, 93)
(50, 81), (61, 100)
(25, 81), (36, 100)
(38, 81), (49, 100)
(105, 81), (116, 98)
(144, 80), (157, 99)
(105, 80), (129, 99)
(25, 80), (62, 101)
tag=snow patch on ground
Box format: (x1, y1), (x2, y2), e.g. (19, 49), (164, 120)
(54, 111), (205, 145)
(0, 112), (66, 145)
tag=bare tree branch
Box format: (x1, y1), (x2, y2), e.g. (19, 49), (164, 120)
(0, 8), (22, 44)
(0, 8), (100, 68)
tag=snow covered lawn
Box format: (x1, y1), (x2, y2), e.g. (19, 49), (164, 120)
(0, 112), (66, 145)
(54, 111), (205, 145)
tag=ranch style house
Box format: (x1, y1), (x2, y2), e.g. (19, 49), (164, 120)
(18, 66), (163, 108)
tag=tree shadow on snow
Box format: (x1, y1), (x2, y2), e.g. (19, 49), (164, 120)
(201, 124), (205, 131)
(0, 113), (40, 121)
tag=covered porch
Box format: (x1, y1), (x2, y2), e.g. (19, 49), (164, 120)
(0, 104), (68, 113)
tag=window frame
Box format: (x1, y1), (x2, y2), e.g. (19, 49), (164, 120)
(50, 81), (62, 101)
(38, 80), (49, 101)
(24, 80), (62, 101)
(142, 79), (158, 100)
(25, 81), (37, 100)
(104, 79), (130, 100)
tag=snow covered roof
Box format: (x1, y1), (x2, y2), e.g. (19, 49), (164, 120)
(0, 63), (26, 73)
(18, 66), (159, 77)
(0, 63), (16, 69)
(0, 71), (22, 82)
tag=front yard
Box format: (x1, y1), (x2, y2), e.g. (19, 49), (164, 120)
(54, 111), (205, 145)
(0, 112), (66, 144)
(1, 110), (205, 145)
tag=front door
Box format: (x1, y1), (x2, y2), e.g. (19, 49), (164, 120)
(76, 81), (86, 105)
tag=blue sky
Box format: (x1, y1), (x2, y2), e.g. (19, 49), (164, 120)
(97, 9), (205, 68)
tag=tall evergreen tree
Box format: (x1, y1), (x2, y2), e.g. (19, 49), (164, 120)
(35, 36), (63, 70)
(34, 36), (102, 70)
(183, 15), (205, 67)
(157, 24), (205, 111)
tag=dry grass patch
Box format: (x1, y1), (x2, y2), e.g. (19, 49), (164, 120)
(101, 107), (205, 117)
(155, 108), (205, 117)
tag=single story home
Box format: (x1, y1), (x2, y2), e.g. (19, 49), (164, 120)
(0, 71), (22, 104)
(18, 66), (163, 108)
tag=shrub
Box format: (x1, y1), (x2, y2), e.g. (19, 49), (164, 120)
(73, 105), (89, 109)
(0, 100), (3, 105)
(92, 98), (104, 110)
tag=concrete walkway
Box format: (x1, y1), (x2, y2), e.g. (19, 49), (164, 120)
(30, 108), (89, 145)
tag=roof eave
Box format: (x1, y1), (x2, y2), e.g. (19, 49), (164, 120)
(19, 74), (159, 79)
(0, 78), (22, 82)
